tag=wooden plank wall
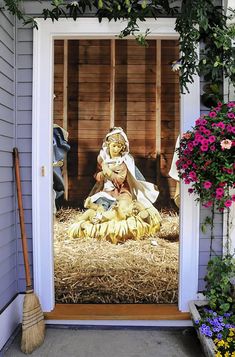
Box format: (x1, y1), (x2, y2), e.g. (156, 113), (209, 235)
(53, 39), (180, 207)
(115, 40), (157, 184)
(159, 40), (180, 204)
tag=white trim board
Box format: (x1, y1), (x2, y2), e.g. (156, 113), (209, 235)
(32, 17), (200, 314)
(0, 294), (23, 350)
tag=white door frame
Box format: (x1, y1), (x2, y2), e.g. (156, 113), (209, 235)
(32, 18), (200, 313)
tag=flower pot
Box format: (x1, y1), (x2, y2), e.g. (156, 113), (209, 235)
(189, 300), (216, 357)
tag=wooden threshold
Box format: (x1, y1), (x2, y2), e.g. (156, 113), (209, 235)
(44, 304), (190, 321)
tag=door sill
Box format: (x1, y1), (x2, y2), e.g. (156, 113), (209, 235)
(44, 304), (190, 320)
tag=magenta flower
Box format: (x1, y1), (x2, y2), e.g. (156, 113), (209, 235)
(232, 195), (235, 202)
(209, 111), (217, 118)
(201, 145), (208, 152)
(227, 102), (235, 108)
(227, 112), (235, 119)
(203, 181), (212, 189)
(210, 145), (216, 151)
(208, 136), (216, 143)
(216, 188), (224, 195)
(217, 122), (225, 129)
(203, 201), (213, 207)
(189, 171), (197, 180)
(224, 200), (232, 207)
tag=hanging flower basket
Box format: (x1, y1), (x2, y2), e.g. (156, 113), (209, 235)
(176, 102), (235, 211)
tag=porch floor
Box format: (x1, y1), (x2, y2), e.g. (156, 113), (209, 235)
(3, 326), (204, 357)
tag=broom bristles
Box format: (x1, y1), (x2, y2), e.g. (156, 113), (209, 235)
(21, 290), (45, 354)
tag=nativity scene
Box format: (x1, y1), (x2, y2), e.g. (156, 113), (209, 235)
(53, 39), (180, 304)
(68, 127), (161, 243)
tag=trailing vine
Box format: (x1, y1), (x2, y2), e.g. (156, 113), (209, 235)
(1, 0), (235, 94)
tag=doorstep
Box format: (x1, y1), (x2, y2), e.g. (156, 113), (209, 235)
(44, 304), (191, 321)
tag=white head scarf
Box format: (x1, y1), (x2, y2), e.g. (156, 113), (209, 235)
(97, 127), (159, 206)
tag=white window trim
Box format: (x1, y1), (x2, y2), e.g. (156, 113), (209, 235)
(32, 17), (200, 313)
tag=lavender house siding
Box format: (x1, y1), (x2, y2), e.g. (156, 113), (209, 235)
(16, 23), (33, 292)
(12, 1), (224, 295)
(0, 9), (18, 310)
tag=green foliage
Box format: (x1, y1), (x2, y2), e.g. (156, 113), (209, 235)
(0, 0), (235, 94)
(204, 255), (235, 314)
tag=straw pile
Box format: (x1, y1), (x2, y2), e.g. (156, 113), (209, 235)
(54, 208), (179, 304)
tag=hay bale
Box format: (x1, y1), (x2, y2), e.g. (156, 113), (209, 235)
(54, 208), (179, 304)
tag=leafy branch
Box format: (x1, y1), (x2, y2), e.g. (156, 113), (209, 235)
(1, 0), (235, 94)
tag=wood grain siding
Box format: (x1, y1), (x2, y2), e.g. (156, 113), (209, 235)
(54, 39), (180, 207)
(115, 40), (157, 184)
(16, 23), (33, 292)
(0, 9), (17, 310)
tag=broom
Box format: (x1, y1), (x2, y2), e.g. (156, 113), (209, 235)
(13, 147), (45, 354)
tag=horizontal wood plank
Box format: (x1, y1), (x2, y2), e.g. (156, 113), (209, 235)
(45, 304), (190, 321)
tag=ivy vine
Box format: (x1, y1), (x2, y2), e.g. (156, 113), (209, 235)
(1, 0), (235, 94)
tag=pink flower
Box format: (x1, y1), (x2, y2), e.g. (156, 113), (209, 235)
(204, 129), (211, 136)
(216, 194), (223, 200)
(183, 132), (191, 139)
(227, 102), (235, 108)
(189, 171), (197, 180)
(217, 101), (223, 107)
(227, 112), (235, 119)
(220, 139), (232, 150)
(216, 188), (224, 194)
(217, 122), (225, 129)
(210, 145), (216, 151)
(201, 138), (208, 145)
(203, 181), (212, 189)
(208, 135), (216, 143)
(232, 195), (235, 202)
(209, 111), (217, 118)
(203, 201), (213, 207)
(226, 168), (233, 174)
(201, 145), (208, 152)
(224, 200), (232, 207)
(188, 188), (194, 194)
(226, 125), (233, 132)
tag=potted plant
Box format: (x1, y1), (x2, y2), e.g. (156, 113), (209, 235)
(176, 101), (235, 357)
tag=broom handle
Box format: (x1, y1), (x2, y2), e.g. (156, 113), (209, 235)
(13, 148), (32, 290)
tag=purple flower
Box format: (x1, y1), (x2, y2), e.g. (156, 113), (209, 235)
(217, 333), (222, 340)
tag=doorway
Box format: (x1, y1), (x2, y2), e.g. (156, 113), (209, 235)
(53, 38), (180, 304)
(32, 18), (200, 313)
